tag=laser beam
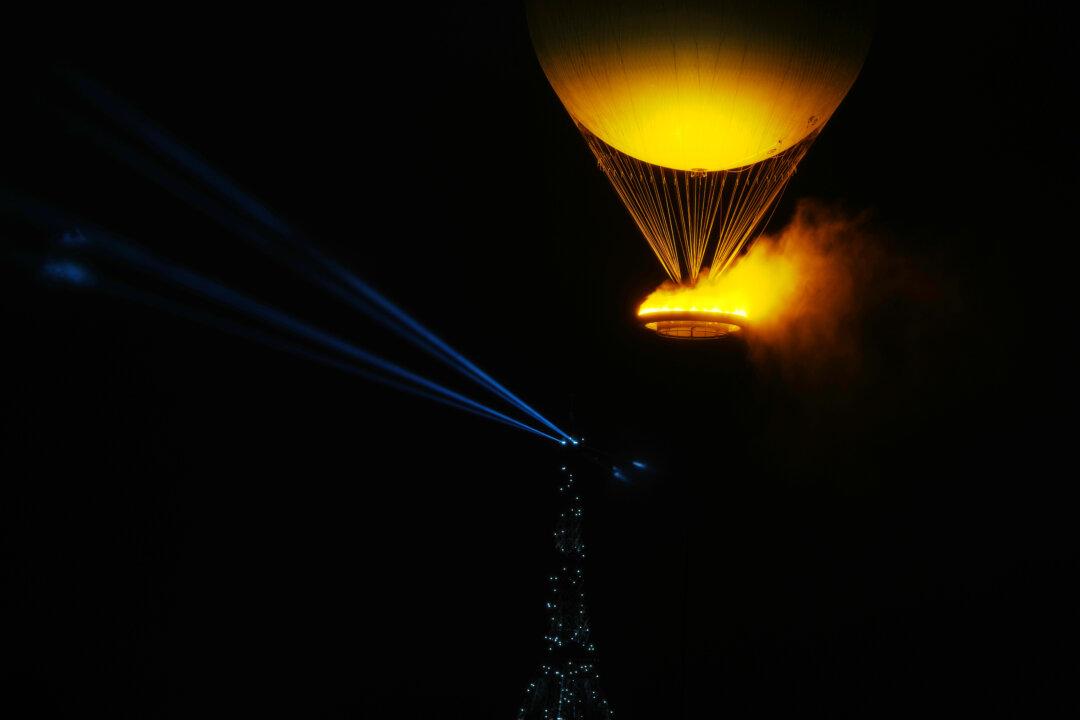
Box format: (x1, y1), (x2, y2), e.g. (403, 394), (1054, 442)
(69, 74), (574, 443)
(19, 204), (564, 444)
(88, 276), (562, 442)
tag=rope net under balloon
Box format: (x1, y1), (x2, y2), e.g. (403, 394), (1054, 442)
(580, 124), (817, 283)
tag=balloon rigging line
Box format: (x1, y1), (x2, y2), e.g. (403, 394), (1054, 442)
(582, 125), (814, 283)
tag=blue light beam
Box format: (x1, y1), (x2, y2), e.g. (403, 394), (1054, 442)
(69, 74), (574, 443)
(57, 224), (563, 445)
(41, 260), (94, 286)
(92, 278), (559, 441)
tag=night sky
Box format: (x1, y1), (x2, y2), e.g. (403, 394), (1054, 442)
(2, 4), (1075, 718)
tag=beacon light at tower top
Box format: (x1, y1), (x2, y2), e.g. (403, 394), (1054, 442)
(528, 0), (872, 339)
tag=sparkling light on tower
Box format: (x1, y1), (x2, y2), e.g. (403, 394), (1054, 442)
(516, 465), (614, 719)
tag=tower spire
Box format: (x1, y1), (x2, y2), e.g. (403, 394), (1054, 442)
(517, 463), (614, 719)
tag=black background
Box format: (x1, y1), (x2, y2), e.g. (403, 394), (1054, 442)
(2, 3), (1075, 717)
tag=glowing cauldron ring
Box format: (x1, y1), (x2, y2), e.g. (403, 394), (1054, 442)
(638, 309), (746, 340)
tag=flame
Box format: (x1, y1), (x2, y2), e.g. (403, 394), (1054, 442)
(637, 200), (863, 337)
(637, 241), (801, 327)
(638, 307), (748, 317)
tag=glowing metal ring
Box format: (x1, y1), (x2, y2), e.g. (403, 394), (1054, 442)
(638, 309), (746, 340)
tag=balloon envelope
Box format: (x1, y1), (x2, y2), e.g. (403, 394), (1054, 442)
(529, 0), (873, 172)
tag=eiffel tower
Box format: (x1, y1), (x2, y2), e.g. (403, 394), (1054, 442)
(516, 463), (614, 719)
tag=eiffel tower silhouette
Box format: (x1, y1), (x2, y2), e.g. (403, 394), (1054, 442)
(516, 463), (614, 719)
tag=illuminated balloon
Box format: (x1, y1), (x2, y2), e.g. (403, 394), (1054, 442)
(529, 0), (873, 284)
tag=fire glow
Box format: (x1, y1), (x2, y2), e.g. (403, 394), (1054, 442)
(637, 201), (859, 340)
(638, 236), (801, 329)
(638, 307), (748, 317)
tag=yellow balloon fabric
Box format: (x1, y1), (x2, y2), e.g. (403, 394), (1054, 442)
(529, 1), (873, 172)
